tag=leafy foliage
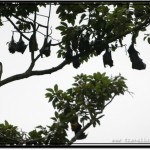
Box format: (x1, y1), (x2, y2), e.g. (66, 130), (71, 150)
(0, 72), (128, 146)
(1, 1), (149, 146)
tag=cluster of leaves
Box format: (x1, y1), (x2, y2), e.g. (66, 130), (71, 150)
(46, 72), (128, 130)
(0, 2), (150, 69)
(0, 72), (128, 146)
(0, 2), (46, 29)
(56, 2), (150, 69)
(0, 120), (22, 145)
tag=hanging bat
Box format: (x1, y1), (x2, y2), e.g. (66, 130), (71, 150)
(72, 56), (80, 69)
(40, 38), (51, 58)
(103, 48), (113, 67)
(16, 35), (27, 54)
(128, 44), (146, 70)
(29, 33), (38, 52)
(64, 105), (87, 140)
(8, 34), (17, 54)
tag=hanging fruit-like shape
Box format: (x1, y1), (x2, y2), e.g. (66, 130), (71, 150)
(65, 40), (73, 60)
(128, 44), (146, 70)
(16, 35), (27, 54)
(103, 47), (113, 67)
(72, 56), (80, 69)
(8, 34), (17, 54)
(40, 38), (51, 58)
(64, 105), (87, 140)
(29, 33), (38, 52)
(94, 40), (105, 56)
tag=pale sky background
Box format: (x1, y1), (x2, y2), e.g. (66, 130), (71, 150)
(0, 4), (150, 145)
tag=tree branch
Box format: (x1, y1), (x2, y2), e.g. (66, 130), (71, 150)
(12, 14), (34, 28)
(27, 17), (47, 28)
(107, 18), (150, 44)
(5, 16), (29, 41)
(66, 115), (104, 146)
(0, 60), (68, 87)
(104, 94), (116, 109)
(47, 4), (51, 37)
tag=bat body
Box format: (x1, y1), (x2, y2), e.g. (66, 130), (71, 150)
(64, 106), (87, 140)
(40, 38), (51, 58)
(8, 35), (17, 54)
(128, 44), (146, 70)
(103, 49), (113, 67)
(16, 35), (27, 54)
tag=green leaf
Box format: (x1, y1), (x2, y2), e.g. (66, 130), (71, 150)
(147, 37), (150, 44)
(46, 88), (54, 93)
(60, 22), (68, 27)
(4, 120), (9, 126)
(79, 13), (86, 24)
(51, 117), (57, 122)
(55, 111), (59, 118)
(56, 26), (66, 31)
(54, 84), (58, 92)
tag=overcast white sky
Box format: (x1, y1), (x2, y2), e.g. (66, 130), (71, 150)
(0, 4), (150, 145)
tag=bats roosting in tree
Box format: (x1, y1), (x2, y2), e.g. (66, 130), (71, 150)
(40, 37), (51, 58)
(128, 44), (146, 70)
(64, 106), (87, 140)
(72, 56), (81, 69)
(8, 34), (17, 54)
(16, 35), (27, 54)
(103, 47), (113, 67)
(29, 33), (38, 52)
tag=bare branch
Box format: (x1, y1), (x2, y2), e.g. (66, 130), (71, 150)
(0, 60), (68, 87)
(37, 13), (49, 18)
(27, 17), (47, 28)
(47, 4), (51, 37)
(51, 41), (62, 46)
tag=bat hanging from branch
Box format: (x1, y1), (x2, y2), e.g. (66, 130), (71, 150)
(128, 44), (146, 70)
(29, 32), (38, 52)
(64, 105), (87, 140)
(40, 37), (51, 58)
(8, 33), (17, 54)
(16, 34), (27, 54)
(103, 46), (113, 68)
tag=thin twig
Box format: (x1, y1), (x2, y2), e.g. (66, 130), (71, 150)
(12, 14), (34, 28)
(104, 94), (116, 108)
(5, 16), (29, 41)
(0, 59), (68, 87)
(47, 4), (51, 38)
(37, 13), (49, 18)
(27, 17), (47, 28)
